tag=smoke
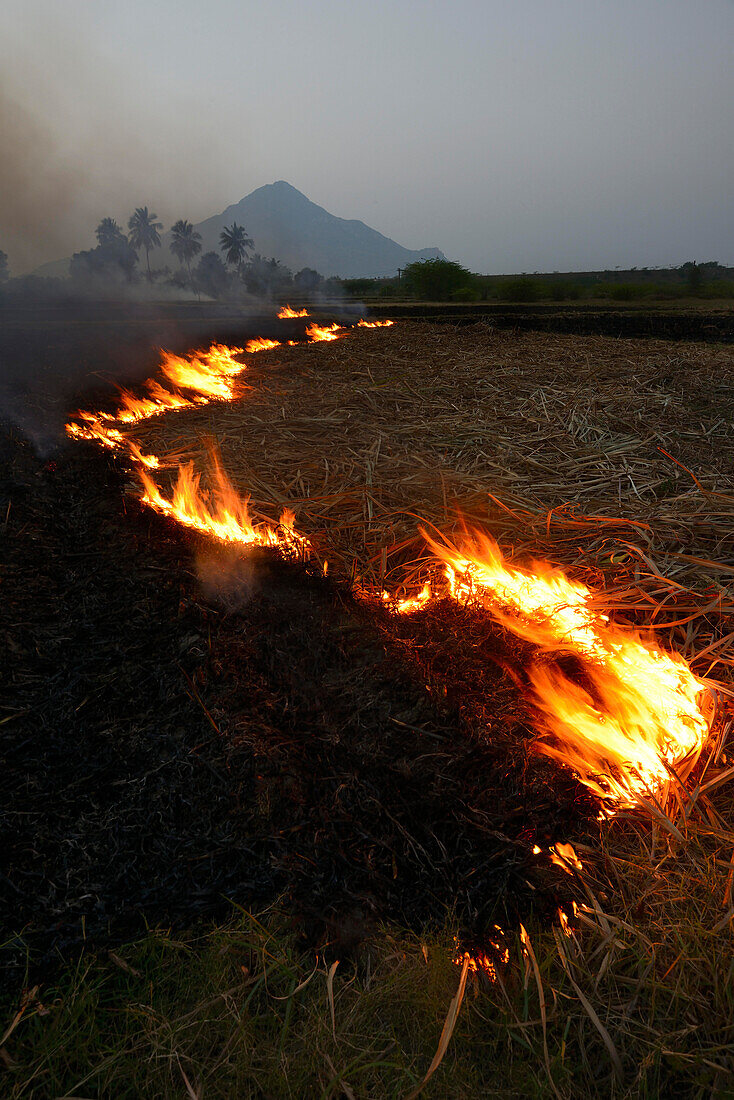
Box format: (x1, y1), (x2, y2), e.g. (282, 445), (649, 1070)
(0, 288), (289, 458)
(195, 546), (260, 611)
(0, 12), (235, 278)
(0, 82), (91, 274)
(0, 296), (182, 455)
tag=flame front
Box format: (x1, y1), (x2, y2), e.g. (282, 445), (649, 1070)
(357, 319), (394, 328)
(67, 343), (249, 449)
(139, 448), (306, 552)
(417, 527), (709, 807)
(65, 339), (302, 552)
(157, 343), (246, 399)
(277, 305), (309, 319)
(305, 322), (344, 343)
(245, 337), (281, 354)
(65, 324), (712, 812)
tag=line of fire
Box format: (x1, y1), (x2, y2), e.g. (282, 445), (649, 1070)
(59, 308), (731, 984)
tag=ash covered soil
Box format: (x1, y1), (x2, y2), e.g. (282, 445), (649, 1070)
(0, 431), (589, 988)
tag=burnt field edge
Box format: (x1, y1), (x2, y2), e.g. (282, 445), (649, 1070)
(368, 301), (734, 341)
(0, 430), (588, 988)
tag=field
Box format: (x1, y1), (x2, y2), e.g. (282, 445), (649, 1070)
(2, 316), (734, 1096)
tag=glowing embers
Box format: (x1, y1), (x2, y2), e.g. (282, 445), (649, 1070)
(306, 322), (344, 343)
(357, 319), (394, 328)
(277, 304), (309, 319)
(400, 527), (710, 809)
(454, 926), (510, 982)
(138, 445), (306, 553)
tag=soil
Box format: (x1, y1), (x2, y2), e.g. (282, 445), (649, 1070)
(370, 302), (734, 341)
(10, 300), (711, 987)
(0, 430), (589, 990)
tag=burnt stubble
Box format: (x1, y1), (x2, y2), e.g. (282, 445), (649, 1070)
(0, 428), (582, 988)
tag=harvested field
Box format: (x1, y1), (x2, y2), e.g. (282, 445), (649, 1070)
(134, 322), (734, 637)
(4, 317), (734, 1095)
(0, 429), (577, 988)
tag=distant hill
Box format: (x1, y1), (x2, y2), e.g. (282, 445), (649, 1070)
(32, 256), (72, 279)
(30, 183), (444, 281)
(165, 181), (446, 279)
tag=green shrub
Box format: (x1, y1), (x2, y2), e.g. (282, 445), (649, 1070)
(450, 286), (480, 302)
(547, 281), (583, 301)
(609, 283), (655, 301)
(696, 280), (734, 299)
(495, 278), (545, 302)
(402, 258), (474, 301)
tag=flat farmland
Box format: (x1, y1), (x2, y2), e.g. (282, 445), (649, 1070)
(3, 315), (734, 1098)
(134, 320), (734, 595)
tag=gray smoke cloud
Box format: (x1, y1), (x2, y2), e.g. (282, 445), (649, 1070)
(0, 12), (233, 277)
(0, 82), (91, 273)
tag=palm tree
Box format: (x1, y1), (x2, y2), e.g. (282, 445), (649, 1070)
(169, 219), (202, 286)
(95, 217), (125, 247)
(127, 207), (163, 281)
(219, 222), (253, 278)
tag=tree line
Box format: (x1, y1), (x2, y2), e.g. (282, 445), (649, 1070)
(70, 208), (259, 295)
(343, 258), (734, 303)
(0, 209), (343, 300)
(85, 210), (343, 299)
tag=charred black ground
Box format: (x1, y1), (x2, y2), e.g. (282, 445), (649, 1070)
(0, 427), (591, 990)
(0, 300), (316, 450)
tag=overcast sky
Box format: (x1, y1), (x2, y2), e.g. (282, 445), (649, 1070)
(2, 0), (733, 274)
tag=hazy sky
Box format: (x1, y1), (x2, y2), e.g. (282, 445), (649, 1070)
(2, 0), (733, 274)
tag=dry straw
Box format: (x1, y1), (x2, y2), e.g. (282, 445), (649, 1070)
(134, 321), (734, 678)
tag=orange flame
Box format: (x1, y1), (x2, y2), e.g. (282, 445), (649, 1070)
(127, 441), (160, 469)
(550, 842), (583, 873)
(416, 526), (709, 808)
(66, 416), (125, 450)
(158, 343), (245, 400)
(380, 582), (432, 614)
(115, 387), (202, 425)
(66, 343), (249, 445)
(455, 951), (498, 981)
(558, 907), (575, 937)
(278, 304), (309, 319)
(138, 447), (306, 552)
(454, 925), (509, 980)
(532, 842), (583, 873)
(306, 322), (344, 343)
(357, 319), (394, 328)
(245, 337), (281, 354)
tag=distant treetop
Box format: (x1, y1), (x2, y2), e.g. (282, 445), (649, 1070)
(127, 207), (163, 280)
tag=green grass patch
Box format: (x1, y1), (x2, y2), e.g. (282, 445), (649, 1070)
(4, 811), (734, 1099)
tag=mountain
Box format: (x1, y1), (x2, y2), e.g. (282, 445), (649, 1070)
(32, 257), (72, 279)
(166, 181), (445, 279)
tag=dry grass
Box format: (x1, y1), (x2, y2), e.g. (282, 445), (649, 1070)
(4, 816), (734, 1098)
(7, 321), (732, 1096)
(134, 321), (734, 670)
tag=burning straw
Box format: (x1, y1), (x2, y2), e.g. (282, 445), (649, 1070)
(66, 319), (733, 819)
